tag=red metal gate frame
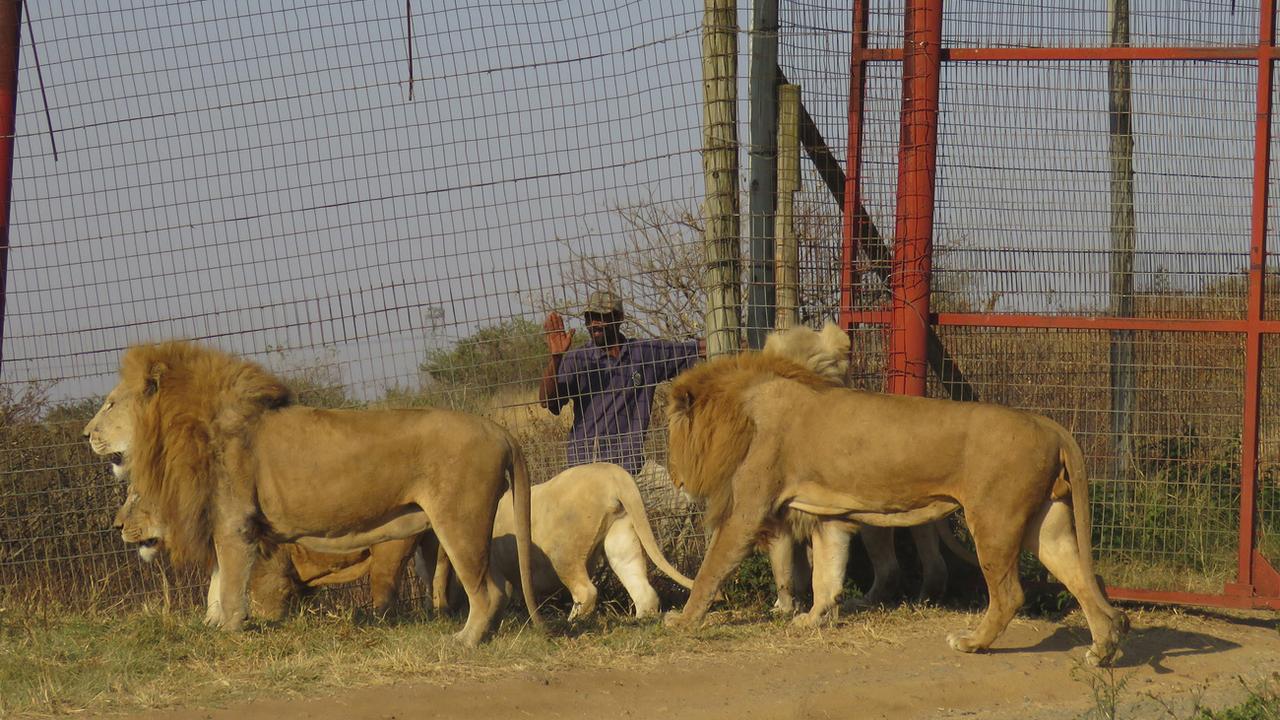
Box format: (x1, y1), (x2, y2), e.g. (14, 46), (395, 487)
(0, 0), (22, 373)
(841, 0), (1280, 610)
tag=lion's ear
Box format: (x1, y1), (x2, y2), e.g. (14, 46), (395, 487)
(820, 322), (851, 355)
(145, 361), (169, 396)
(670, 386), (695, 415)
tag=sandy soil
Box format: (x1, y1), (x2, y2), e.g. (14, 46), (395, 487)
(112, 605), (1279, 720)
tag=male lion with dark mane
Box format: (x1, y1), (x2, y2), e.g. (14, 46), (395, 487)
(84, 340), (542, 646)
(663, 351), (1128, 666)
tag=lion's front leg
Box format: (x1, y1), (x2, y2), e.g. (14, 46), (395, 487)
(203, 563), (223, 626)
(211, 525), (257, 631)
(666, 495), (771, 629)
(793, 520), (850, 628)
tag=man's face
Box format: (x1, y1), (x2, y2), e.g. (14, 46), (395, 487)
(585, 312), (624, 348)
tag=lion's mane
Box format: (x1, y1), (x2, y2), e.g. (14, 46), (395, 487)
(122, 341), (292, 570)
(667, 352), (833, 530)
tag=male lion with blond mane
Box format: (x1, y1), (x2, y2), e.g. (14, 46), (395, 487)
(761, 323), (976, 621)
(663, 350), (1129, 666)
(421, 462), (695, 620)
(84, 340), (542, 645)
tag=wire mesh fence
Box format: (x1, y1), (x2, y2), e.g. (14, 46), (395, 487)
(0, 0), (714, 609)
(0, 0), (1277, 615)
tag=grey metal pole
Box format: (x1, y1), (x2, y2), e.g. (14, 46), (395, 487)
(746, 0), (779, 348)
(703, 0), (743, 358)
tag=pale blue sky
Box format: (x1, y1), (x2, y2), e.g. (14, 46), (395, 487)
(2, 0), (1273, 403)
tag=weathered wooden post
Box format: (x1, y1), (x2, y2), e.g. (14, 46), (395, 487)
(703, 0), (742, 357)
(1109, 0), (1136, 478)
(775, 83), (800, 331)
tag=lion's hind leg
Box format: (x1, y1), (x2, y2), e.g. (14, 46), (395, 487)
(859, 525), (904, 606)
(911, 521), (948, 603)
(945, 511), (1026, 655)
(556, 558), (599, 621)
(603, 517), (660, 618)
(367, 536), (419, 617)
(427, 514), (502, 647)
(1022, 499), (1128, 667)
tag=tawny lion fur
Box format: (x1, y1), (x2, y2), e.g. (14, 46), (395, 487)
(663, 350), (1129, 666)
(85, 340), (543, 646)
(761, 323), (976, 619)
(112, 483), (421, 622)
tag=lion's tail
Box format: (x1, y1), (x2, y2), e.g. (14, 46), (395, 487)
(1058, 425), (1099, 584)
(508, 438), (546, 631)
(612, 466), (696, 590)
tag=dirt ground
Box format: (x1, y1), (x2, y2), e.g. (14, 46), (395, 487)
(112, 605), (1279, 720)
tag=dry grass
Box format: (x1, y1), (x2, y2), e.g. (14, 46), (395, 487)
(0, 594), (958, 719)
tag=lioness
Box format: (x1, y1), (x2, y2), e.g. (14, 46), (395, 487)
(663, 351), (1128, 666)
(85, 340), (542, 646)
(421, 462), (696, 620)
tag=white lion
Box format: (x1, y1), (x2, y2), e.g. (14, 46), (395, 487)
(421, 462), (695, 620)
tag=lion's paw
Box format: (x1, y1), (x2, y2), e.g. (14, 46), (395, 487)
(663, 610), (687, 629)
(203, 602), (224, 627)
(633, 603), (659, 620)
(1086, 640), (1121, 667)
(216, 612), (246, 632)
(947, 631), (982, 654)
(567, 601), (597, 622)
(791, 607), (837, 628)
(451, 628), (484, 648)
(771, 598), (796, 616)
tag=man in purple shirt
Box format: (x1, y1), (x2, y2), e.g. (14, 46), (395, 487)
(538, 290), (703, 475)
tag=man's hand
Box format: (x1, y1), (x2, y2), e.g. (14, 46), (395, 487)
(543, 311), (575, 356)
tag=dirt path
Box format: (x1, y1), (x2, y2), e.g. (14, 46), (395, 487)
(120, 607), (1278, 720)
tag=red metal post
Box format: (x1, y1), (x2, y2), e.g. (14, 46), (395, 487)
(0, 0), (20, 372)
(1228, 0), (1280, 600)
(839, 0), (869, 330)
(888, 0), (942, 397)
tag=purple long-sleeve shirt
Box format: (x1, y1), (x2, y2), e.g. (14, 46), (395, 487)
(546, 337), (700, 475)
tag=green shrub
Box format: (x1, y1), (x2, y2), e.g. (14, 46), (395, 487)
(420, 318), (551, 397)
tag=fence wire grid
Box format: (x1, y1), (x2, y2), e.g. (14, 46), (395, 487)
(0, 1), (1277, 613)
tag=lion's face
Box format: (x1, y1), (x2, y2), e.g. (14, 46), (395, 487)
(83, 383), (139, 476)
(113, 487), (165, 562)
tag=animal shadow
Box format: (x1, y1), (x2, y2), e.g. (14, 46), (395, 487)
(989, 621), (1241, 670)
